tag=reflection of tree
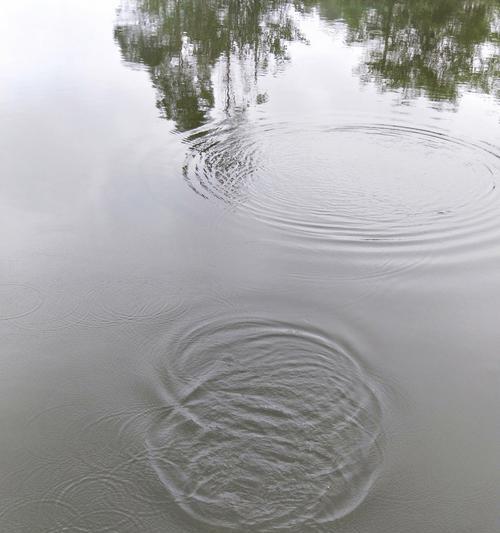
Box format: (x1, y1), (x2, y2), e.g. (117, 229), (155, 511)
(115, 0), (499, 131)
(115, 0), (305, 131)
(335, 0), (499, 102)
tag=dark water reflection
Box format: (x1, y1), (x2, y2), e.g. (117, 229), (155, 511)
(0, 0), (499, 532)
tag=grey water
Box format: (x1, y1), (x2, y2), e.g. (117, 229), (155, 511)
(0, 1), (499, 532)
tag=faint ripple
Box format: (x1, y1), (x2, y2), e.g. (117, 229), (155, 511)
(0, 283), (43, 320)
(147, 319), (384, 531)
(84, 278), (187, 327)
(12, 403), (171, 533)
(0, 499), (77, 533)
(3, 277), (188, 332)
(183, 120), (500, 256)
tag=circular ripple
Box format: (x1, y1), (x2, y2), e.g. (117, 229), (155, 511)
(184, 120), (499, 252)
(85, 278), (187, 326)
(0, 283), (43, 320)
(148, 319), (384, 531)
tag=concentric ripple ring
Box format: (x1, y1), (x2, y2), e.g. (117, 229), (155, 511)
(183, 120), (499, 255)
(147, 319), (384, 531)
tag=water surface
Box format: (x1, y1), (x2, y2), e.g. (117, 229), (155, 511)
(0, 1), (499, 532)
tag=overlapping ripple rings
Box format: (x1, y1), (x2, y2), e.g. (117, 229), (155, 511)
(147, 320), (384, 531)
(183, 120), (499, 253)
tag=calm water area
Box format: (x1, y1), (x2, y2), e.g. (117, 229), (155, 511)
(0, 1), (499, 532)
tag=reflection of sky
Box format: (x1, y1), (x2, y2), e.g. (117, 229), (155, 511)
(0, 0), (171, 272)
(0, 1), (157, 208)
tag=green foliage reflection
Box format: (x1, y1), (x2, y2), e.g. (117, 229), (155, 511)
(115, 0), (499, 130)
(331, 0), (500, 102)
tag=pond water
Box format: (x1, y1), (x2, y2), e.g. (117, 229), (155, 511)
(0, 1), (499, 532)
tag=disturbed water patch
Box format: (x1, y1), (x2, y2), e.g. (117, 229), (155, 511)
(147, 319), (384, 531)
(183, 120), (499, 254)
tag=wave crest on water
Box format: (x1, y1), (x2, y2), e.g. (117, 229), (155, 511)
(147, 319), (384, 531)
